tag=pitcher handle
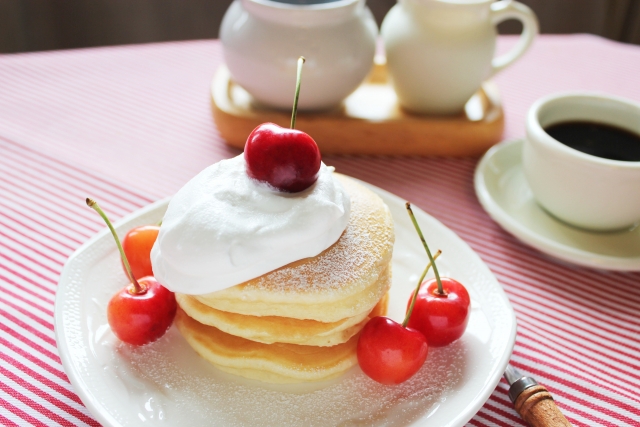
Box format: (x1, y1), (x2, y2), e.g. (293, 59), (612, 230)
(489, 0), (538, 77)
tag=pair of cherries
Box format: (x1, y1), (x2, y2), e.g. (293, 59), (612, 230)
(357, 203), (471, 385)
(87, 199), (176, 346)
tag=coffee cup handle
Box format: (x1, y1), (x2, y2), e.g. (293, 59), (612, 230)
(489, 0), (539, 77)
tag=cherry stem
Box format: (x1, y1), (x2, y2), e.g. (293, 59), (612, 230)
(86, 198), (143, 294)
(402, 249), (442, 328)
(406, 202), (445, 295)
(290, 56), (305, 130)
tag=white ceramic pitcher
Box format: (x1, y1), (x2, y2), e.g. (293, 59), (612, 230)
(221, 0), (378, 111)
(381, 0), (538, 115)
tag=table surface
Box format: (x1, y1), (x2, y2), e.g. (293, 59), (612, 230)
(0, 35), (639, 427)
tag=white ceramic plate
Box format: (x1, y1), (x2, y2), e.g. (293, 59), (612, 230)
(475, 139), (640, 271)
(55, 180), (516, 427)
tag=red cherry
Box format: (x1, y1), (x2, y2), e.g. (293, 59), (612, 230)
(86, 198), (176, 346)
(107, 276), (177, 346)
(404, 203), (469, 347)
(244, 57), (321, 193)
(244, 122), (321, 193)
(122, 225), (159, 279)
(357, 317), (428, 385)
(406, 278), (470, 347)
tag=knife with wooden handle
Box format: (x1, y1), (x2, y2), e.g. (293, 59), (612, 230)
(504, 365), (573, 427)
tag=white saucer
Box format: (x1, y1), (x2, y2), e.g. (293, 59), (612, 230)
(475, 139), (640, 271)
(55, 180), (516, 427)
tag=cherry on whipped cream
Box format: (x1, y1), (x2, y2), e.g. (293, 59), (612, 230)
(244, 56), (321, 193)
(244, 123), (321, 193)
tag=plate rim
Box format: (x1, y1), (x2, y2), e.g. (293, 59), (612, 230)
(55, 180), (516, 427)
(474, 138), (640, 271)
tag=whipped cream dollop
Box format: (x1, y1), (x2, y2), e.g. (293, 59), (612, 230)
(150, 155), (350, 295)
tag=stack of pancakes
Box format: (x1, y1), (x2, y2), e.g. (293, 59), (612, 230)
(175, 175), (395, 383)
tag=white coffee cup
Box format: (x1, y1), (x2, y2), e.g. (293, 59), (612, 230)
(523, 92), (640, 231)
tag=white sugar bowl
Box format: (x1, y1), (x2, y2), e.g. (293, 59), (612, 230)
(220, 0), (378, 111)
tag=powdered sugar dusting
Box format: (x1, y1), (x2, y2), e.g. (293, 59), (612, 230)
(246, 178), (394, 295)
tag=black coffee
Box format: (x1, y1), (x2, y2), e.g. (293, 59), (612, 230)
(544, 121), (640, 162)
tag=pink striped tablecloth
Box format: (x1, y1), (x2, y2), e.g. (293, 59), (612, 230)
(1, 35), (639, 426)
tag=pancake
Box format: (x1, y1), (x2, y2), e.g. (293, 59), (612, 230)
(176, 308), (363, 383)
(193, 175), (394, 323)
(177, 289), (389, 346)
(174, 174), (394, 383)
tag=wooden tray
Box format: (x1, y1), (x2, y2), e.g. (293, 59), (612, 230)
(211, 62), (504, 156)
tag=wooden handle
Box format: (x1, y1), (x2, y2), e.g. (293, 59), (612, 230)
(514, 385), (572, 427)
